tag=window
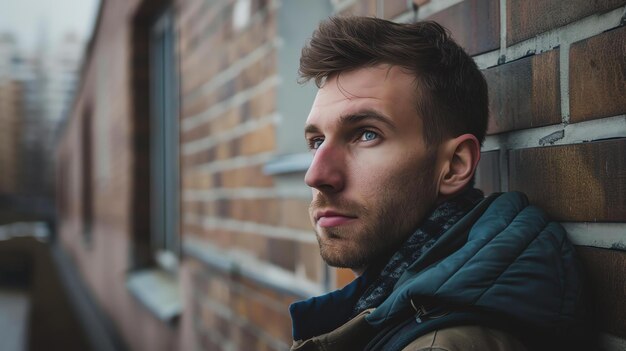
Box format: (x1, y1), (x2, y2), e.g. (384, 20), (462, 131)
(150, 9), (180, 267)
(127, 6), (182, 321)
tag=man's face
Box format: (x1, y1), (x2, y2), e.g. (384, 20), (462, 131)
(304, 65), (439, 273)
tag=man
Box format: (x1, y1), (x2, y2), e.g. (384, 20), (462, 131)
(289, 17), (589, 351)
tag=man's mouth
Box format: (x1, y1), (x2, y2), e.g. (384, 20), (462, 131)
(315, 210), (357, 227)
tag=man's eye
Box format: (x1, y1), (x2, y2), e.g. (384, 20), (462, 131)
(359, 130), (378, 142)
(309, 138), (324, 150)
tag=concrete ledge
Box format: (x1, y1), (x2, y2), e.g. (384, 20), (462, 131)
(183, 236), (323, 298)
(263, 153), (311, 175)
(126, 269), (181, 323)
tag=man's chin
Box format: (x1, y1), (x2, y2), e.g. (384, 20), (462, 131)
(318, 241), (372, 270)
(320, 254), (360, 270)
(315, 226), (347, 243)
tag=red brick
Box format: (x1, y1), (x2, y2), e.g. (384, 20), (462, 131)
(214, 141), (232, 161)
(220, 165), (274, 189)
(199, 332), (222, 351)
(182, 142), (219, 167)
(181, 223), (203, 240)
(229, 282), (249, 318)
(230, 281), (293, 344)
(237, 274), (301, 307)
(238, 326), (261, 350)
(233, 231), (269, 260)
(180, 11), (276, 99)
(200, 305), (223, 336)
(180, 122), (211, 145)
(484, 49), (561, 134)
(182, 171), (213, 190)
(248, 87), (276, 119)
(183, 109), (243, 146)
(180, 20), (231, 94)
(237, 51), (276, 91)
(508, 139), (626, 221)
(570, 26), (626, 123)
(181, 89), (218, 119)
(247, 299), (288, 339)
(279, 198), (312, 230)
(383, 0), (410, 19)
(298, 242), (323, 282)
(195, 227), (234, 249)
(206, 277), (231, 307)
(233, 198), (279, 224)
(192, 228), (271, 256)
(577, 247), (626, 338)
(268, 238), (296, 271)
(214, 313), (231, 342)
(507, 0), (626, 45)
(428, 0), (500, 55)
(531, 50), (562, 123)
(240, 123), (276, 155)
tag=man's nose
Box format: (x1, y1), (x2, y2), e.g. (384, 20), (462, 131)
(304, 144), (345, 193)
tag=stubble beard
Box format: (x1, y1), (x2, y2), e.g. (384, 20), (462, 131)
(311, 166), (437, 272)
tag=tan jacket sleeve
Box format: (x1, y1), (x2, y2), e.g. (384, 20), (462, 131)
(402, 325), (528, 351)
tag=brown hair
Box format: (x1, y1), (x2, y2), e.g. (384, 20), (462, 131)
(299, 16), (489, 146)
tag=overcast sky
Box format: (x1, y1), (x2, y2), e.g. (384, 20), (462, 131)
(0, 0), (100, 51)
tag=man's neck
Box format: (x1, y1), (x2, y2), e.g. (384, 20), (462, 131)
(351, 267), (365, 277)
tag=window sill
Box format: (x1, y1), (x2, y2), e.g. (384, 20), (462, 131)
(263, 153), (312, 175)
(183, 236), (324, 298)
(126, 269), (181, 324)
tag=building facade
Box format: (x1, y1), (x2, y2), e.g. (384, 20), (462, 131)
(0, 29), (83, 198)
(0, 35), (23, 194)
(0, 79), (22, 193)
(55, 0), (626, 350)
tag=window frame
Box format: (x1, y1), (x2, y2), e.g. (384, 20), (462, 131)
(149, 8), (180, 269)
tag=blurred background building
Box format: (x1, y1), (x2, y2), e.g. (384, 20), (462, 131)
(0, 2), (97, 350)
(1, 0), (625, 350)
(0, 34), (23, 195)
(0, 26), (85, 222)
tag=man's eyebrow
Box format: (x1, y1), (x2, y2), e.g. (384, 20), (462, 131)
(304, 124), (319, 135)
(339, 110), (397, 130)
(304, 109), (396, 135)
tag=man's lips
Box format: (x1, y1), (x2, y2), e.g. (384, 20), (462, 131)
(315, 210), (357, 227)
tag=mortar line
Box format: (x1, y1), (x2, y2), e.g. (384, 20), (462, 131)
(472, 6), (625, 69)
(499, 0), (507, 60)
(482, 114), (626, 152)
(562, 222), (626, 250)
(559, 42), (571, 124)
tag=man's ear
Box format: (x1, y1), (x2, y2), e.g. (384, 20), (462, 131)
(438, 134), (481, 197)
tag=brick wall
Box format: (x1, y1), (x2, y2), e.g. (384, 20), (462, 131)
(177, 0), (286, 347)
(56, 0), (180, 350)
(61, 0), (328, 350)
(333, 0), (626, 348)
(177, 1), (327, 349)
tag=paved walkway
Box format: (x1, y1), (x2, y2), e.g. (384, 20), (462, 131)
(0, 288), (30, 351)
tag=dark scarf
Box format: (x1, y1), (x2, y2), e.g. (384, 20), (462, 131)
(290, 188), (484, 341)
(352, 187), (484, 316)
